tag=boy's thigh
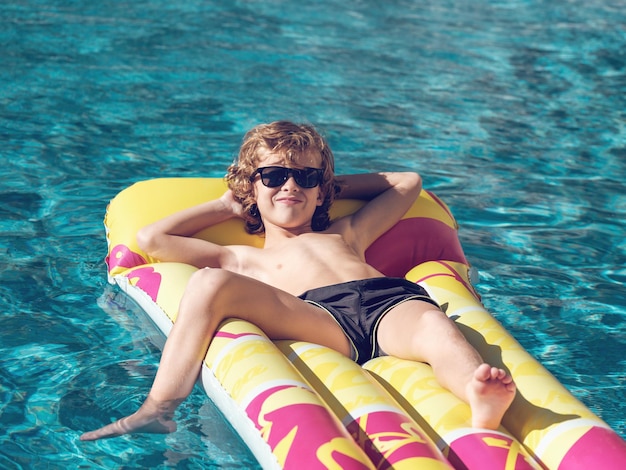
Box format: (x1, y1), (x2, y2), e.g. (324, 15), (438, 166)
(196, 270), (352, 357)
(376, 299), (449, 362)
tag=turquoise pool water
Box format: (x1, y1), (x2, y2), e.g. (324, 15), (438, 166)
(1, 0), (624, 467)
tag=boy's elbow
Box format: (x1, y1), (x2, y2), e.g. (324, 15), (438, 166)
(409, 171), (422, 188)
(400, 171), (422, 195)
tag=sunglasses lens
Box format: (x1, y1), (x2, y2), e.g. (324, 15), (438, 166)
(294, 168), (320, 188)
(260, 168), (288, 187)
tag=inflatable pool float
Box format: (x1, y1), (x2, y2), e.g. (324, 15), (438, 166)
(103, 177), (626, 469)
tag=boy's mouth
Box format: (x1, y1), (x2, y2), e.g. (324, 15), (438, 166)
(276, 196), (302, 205)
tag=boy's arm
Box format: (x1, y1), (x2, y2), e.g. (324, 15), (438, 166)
(335, 172), (422, 253)
(137, 190), (242, 269)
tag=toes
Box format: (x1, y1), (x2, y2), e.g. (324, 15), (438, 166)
(475, 364), (515, 386)
(475, 363), (492, 381)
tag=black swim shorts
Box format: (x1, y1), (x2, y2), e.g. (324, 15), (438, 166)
(298, 277), (439, 365)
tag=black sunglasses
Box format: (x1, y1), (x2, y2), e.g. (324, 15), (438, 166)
(251, 166), (324, 188)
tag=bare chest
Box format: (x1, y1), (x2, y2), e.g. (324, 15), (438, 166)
(235, 233), (374, 294)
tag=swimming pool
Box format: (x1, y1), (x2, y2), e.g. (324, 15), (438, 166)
(1, 0), (624, 468)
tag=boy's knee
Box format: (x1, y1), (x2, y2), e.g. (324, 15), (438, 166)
(408, 308), (455, 345)
(186, 268), (234, 299)
(177, 269), (236, 323)
(424, 308), (460, 337)
(191, 266), (229, 282)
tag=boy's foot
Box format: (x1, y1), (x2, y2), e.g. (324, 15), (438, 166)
(466, 363), (516, 430)
(80, 396), (179, 441)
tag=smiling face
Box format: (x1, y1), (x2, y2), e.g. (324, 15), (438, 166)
(252, 148), (325, 234)
(226, 121), (339, 235)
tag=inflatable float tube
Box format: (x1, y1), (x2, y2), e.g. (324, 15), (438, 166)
(103, 177), (626, 469)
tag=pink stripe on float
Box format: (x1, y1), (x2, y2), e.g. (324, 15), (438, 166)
(447, 431), (537, 470)
(246, 385), (371, 469)
(558, 426), (626, 469)
(214, 331), (261, 339)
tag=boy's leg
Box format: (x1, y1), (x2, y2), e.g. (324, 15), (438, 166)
(81, 268), (350, 441)
(376, 301), (516, 429)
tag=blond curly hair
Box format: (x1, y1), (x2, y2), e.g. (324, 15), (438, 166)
(226, 121), (339, 235)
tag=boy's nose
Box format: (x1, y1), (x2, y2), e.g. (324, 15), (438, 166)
(281, 175), (299, 189)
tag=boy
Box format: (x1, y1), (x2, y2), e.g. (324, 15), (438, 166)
(81, 121), (515, 441)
